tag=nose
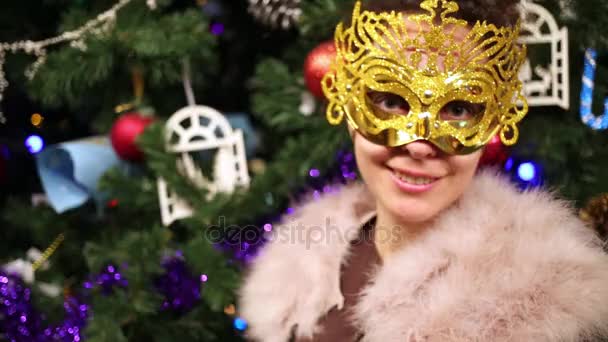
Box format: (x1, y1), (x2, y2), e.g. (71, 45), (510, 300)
(400, 140), (438, 159)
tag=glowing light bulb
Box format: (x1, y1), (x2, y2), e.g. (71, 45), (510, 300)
(233, 317), (248, 331)
(504, 158), (514, 172)
(25, 135), (44, 154)
(517, 162), (536, 182)
(30, 113), (44, 127)
(210, 22), (224, 35)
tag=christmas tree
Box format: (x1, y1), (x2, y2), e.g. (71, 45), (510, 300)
(0, 0), (253, 340)
(1, 0), (608, 341)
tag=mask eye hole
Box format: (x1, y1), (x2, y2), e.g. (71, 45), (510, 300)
(439, 100), (486, 121)
(367, 91), (411, 116)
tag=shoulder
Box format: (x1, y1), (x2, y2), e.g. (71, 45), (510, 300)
(357, 170), (608, 341)
(456, 171), (608, 339)
(455, 170), (603, 261)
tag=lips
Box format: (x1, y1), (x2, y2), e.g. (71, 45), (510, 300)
(393, 170), (436, 185)
(388, 167), (442, 193)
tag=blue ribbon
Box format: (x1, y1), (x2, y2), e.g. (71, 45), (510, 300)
(35, 136), (124, 213)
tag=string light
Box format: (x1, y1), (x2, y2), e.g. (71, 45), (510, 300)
(25, 135), (45, 154)
(210, 22), (225, 35)
(224, 304), (236, 316)
(107, 199), (119, 208)
(0, 0), (138, 123)
(504, 157), (515, 172)
(517, 162), (537, 182)
(30, 113), (43, 127)
(233, 317), (248, 331)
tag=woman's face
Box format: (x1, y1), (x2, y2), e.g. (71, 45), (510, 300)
(353, 17), (483, 226)
(354, 128), (482, 226)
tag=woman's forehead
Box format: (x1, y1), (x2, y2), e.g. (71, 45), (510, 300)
(401, 15), (471, 43)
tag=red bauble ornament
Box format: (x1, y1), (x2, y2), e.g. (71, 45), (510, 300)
(304, 40), (337, 99)
(110, 113), (154, 161)
(479, 135), (509, 167)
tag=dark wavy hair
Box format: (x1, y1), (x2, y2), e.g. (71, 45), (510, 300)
(359, 0), (521, 27)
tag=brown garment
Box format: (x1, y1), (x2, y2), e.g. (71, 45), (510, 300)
(294, 218), (381, 342)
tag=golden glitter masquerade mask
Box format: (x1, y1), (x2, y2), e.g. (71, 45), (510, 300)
(322, 0), (528, 154)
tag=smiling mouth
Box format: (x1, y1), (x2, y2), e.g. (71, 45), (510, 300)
(392, 169), (439, 185)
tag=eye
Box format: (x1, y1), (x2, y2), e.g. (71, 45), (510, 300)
(367, 91), (410, 115)
(439, 101), (485, 121)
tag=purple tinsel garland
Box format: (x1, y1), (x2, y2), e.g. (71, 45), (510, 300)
(1, 257), (208, 341)
(83, 264), (128, 295)
(0, 270), (89, 342)
(155, 255), (202, 313)
(0, 264), (135, 342)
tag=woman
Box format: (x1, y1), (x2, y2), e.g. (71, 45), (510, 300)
(239, 0), (608, 341)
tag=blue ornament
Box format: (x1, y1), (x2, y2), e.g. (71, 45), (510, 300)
(580, 48), (608, 130)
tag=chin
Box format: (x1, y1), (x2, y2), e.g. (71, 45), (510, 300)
(387, 200), (441, 226)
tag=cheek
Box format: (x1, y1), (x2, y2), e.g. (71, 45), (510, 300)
(353, 134), (391, 174)
(448, 151), (482, 185)
(421, 152), (481, 219)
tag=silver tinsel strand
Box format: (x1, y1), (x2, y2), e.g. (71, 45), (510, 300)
(247, 0), (302, 30)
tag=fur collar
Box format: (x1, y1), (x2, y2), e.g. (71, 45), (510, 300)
(239, 171), (608, 342)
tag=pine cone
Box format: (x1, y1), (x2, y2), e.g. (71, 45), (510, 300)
(580, 193), (608, 237)
(247, 0), (302, 30)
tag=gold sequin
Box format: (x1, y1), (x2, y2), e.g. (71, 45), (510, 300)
(322, 0), (528, 154)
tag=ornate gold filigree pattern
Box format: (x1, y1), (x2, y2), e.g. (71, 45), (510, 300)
(322, 0), (528, 154)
